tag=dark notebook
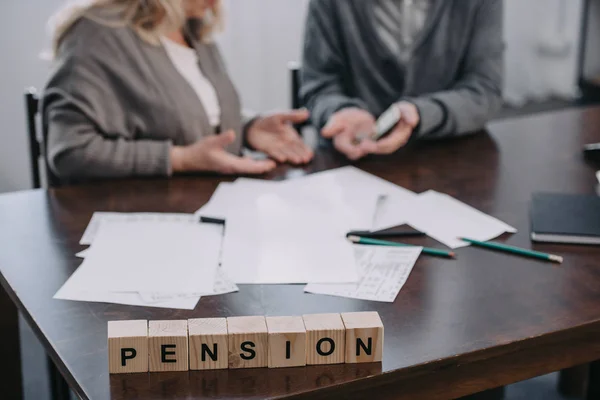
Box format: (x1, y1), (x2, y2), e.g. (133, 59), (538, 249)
(530, 193), (600, 245)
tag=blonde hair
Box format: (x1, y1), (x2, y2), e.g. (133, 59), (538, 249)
(49, 0), (222, 56)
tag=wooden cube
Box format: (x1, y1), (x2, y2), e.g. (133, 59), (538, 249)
(227, 316), (268, 369)
(302, 313), (345, 365)
(148, 320), (189, 372)
(188, 318), (228, 370)
(266, 316), (307, 368)
(341, 312), (384, 363)
(108, 320), (148, 374)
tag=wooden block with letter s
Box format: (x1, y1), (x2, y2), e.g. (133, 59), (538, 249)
(108, 320), (149, 374)
(227, 316), (268, 369)
(302, 313), (345, 365)
(148, 320), (189, 372)
(188, 318), (229, 370)
(341, 312), (384, 363)
(266, 316), (307, 368)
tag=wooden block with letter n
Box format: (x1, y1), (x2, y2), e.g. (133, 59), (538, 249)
(108, 320), (148, 374)
(266, 316), (307, 368)
(188, 318), (228, 370)
(148, 320), (189, 372)
(227, 316), (268, 369)
(302, 313), (345, 365)
(341, 312), (384, 363)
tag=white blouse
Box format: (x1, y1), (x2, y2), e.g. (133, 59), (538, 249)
(161, 37), (221, 127)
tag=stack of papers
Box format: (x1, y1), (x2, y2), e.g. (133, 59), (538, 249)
(54, 166), (518, 308)
(54, 213), (237, 310)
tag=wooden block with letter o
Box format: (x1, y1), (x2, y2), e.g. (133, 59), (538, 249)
(148, 320), (189, 372)
(108, 320), (148, 374)
(341, 312), (384, 363)
(188, 318), (229, 370)
(266, 316), (307, 368)
(302, 313), (345, 365)
(227, 316), (268, 369)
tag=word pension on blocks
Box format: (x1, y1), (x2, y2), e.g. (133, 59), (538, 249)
(108, 312), (384, 374)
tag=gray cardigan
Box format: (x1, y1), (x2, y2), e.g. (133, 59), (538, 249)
(43, 17), (244, 180)
(300, 0), (504, 139)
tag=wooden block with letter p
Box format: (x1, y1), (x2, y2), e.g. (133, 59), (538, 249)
(148, 320), (189, 372)
(266, 316), (307, 368)
(188, 318), (228, 370)
(227, 316), (268, 369)
(302, 313), (345, 365)
(108, 320), (148, 374)
(341, 312), (384, 363)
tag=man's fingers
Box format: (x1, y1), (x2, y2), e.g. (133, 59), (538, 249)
(321, 119), (346, 138)
(280, 108), (310, 124)
(294, 141), (314, 163)
(334, 134), (368, 160)
(372, 125), (412, 155)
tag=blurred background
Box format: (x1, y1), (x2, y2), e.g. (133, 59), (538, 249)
(0, 0), (597, 194)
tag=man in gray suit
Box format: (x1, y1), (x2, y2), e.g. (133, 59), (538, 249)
(301, 0), (504, 160)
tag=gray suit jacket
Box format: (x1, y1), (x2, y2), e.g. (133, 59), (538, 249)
(43, 17), (243, 180)
(301, 0), (504, 139)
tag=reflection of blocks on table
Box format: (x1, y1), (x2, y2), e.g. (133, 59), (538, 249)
(266, 316), (307, 368)
(341, 312), (384, 363)
(148, 320), (189, 372)
(108, 320), (148, 374)
(188, 318), (229, 370)
(302, 313), (345, 365)
(227, 316), (268, 369)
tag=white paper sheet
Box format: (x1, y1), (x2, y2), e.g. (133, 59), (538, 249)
(404, 191), (517, 249)
(75, 249), (89, 258)
(304, 245), (422, 302)
(137, 269), (238, 303)
(80, 212), (196, 245)
(221, 193), (359, 284)
(66, 221), (221, 294)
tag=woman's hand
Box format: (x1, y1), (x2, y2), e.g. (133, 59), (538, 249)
(170, 130), (276, 175)
(245, 109), (314, 165)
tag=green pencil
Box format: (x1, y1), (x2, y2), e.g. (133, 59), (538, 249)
(347, 235), (455, 259)
(460, 237), (563, 264)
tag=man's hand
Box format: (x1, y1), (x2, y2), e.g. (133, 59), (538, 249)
(371, 102), (420, 155)
(322, 108), (378, 160)
(246, 109), (314, 165)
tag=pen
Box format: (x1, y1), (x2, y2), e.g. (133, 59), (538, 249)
(460, 237), (563, 264)
(199, 216), (226, 225)
(346, 230), (426, 239)
(347, 235), (455, 259)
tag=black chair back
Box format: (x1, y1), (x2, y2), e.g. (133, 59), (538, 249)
(288, 62), (310, 134)
(24, 88), (58, 188)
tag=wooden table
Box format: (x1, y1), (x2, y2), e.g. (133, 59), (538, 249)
(2, 107), (600, 400)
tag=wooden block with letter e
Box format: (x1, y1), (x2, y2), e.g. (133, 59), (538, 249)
(108, 320), (148, 374)
(341, 312), (384, 363)
(227, 316), (268, 369)
(302, 313), (345, 365)
(266, 316), (307, 368)
(188, 318), (228, 370)
(148, 320), (189, 372)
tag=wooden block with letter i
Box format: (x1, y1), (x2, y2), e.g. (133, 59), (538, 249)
(148, 320), (189, 372)
(341, 312), (384, 363)
(266, 316), (307, 368)
(108, 320), (148, 374)
(302, 313), (345, 365)
(227, 316), (268, 369)
(188, 318), (228, 370)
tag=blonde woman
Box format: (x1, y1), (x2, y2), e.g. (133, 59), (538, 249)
(43, 0), (313, 181)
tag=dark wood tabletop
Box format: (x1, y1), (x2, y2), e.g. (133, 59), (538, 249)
(2, 106), (600, 400)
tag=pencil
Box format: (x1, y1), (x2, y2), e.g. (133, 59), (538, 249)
(346, 230), (426, 239)
(460, 237), (563, 264)
(347, 235), (455, 259)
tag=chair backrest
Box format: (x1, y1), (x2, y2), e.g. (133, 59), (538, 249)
(288, 62), (310, 134)
(24, 88), (58, 189)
